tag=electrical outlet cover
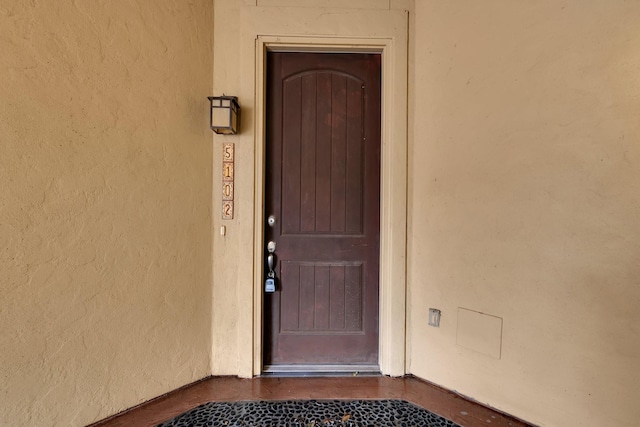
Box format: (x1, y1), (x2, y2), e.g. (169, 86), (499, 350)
(428, 308), (441, 327)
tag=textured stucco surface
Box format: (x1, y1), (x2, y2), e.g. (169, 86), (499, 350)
(4, 0), (640, 426)
(0, 1), (213, 425)
(408, 1), (640, 426)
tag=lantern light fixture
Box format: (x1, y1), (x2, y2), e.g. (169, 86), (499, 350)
(208, 95), (240, 135)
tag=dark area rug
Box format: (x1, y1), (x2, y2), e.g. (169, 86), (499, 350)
(157, 399), (461, 427)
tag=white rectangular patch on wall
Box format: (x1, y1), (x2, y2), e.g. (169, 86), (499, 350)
(456, 308), (503, 359)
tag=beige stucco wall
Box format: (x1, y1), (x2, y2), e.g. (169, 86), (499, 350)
(3, 0), (639, 426)
(210, 0), (244, 377)
(0, 1), (214, 425)
(409, 1), (640, 426)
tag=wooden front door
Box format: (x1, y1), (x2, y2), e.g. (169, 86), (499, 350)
(264, 52), (381, 368)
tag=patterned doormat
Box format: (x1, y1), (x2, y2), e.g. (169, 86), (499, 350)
(157, 399), (461, 426)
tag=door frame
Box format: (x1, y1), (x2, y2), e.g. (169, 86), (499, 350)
(253, 36), (407, 377)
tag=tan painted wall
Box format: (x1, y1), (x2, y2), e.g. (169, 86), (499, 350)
(409, 1), (640, 426)
(210, 0), (244, 377)
(3, 0), (639, 425)
(0, 1), (213, 425)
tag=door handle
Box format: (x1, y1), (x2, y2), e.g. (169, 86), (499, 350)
(266, 240), (276, 272)
(265, 241), (277, 293)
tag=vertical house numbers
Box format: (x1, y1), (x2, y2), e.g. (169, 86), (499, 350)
(222, 143), (234, 219)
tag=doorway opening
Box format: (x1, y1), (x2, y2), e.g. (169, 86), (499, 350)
(262, 52), (381, 374)
(252, 36), (408, 378)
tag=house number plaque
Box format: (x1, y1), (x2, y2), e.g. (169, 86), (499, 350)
(222, 143), (234, 219)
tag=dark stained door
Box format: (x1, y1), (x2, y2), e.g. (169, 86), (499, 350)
(264, 52), (381, 367)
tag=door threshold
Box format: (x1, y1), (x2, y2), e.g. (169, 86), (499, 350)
(261, 364), (381, 377)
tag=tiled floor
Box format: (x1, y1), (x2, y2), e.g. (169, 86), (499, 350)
(91, 376), (535, 427)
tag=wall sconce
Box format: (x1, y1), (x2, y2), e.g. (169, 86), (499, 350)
(208, 95), (240, 135)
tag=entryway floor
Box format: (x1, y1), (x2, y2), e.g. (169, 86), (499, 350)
(92, 376), (535, 427)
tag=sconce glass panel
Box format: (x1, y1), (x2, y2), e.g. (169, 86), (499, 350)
(208, 96), (239, 135)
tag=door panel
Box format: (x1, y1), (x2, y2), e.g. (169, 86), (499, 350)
(264, 52), (381, 367)
(281, 72), (366, 236)
(279, 262), (363, 333)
